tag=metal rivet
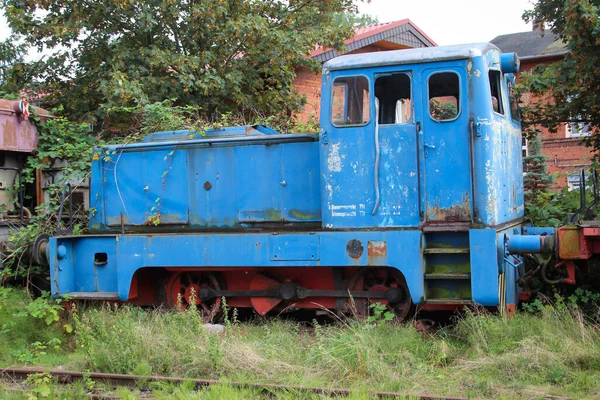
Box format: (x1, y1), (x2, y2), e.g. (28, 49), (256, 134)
(203, 181), (212, 191)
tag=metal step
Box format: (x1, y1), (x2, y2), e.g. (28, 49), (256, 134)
(423, 247), (470, 254)
(425, 273), (471, 280)
(63, 292), (120, 300)
(424, 299), (473, 305)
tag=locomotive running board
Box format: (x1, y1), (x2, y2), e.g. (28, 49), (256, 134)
(62, 292), (120, 301)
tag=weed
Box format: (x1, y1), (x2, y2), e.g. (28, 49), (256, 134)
(366, 302), (395, 327)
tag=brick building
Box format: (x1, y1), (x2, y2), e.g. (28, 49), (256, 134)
(294, 19), (436, 123)
(491, 25), (594, 189)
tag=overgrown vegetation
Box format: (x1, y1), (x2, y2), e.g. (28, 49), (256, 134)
(525, 186), (591, 227)
(0, 98), (318, 288)
(520, 0), (599, 144)
(2, 288), (600, 399)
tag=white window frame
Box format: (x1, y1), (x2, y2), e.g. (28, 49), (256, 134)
(566, 121), (592, 138)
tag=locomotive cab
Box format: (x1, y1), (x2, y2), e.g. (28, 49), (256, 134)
(319, 43), (524, 230)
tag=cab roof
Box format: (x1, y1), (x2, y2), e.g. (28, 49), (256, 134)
(323, 42), (499, 72)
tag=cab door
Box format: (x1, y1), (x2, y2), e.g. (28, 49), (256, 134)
(319, 71), (420, 228)
(420, 66), (472, 223)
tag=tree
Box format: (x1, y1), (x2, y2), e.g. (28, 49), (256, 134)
(333, 10), (378, 28)
(520, 0), (600, 148)
(523, 133), (554, 202)
(0, 0), (361, 123)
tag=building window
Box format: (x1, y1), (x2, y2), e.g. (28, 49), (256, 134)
(374, 73), (411, 124)
(488, 70), (504, 115)
(522, 136), (528, 158)
(567, 122), (592, 138)
(567, 172), (590, 191)
(331, 76), (370, 127)
(429, 72), (460, 121)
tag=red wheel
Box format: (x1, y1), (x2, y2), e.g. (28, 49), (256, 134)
(348, 267), (411, 320)
(166, 272), (222, 321)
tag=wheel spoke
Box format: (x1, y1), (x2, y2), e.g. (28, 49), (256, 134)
(166, 272), (223, 321)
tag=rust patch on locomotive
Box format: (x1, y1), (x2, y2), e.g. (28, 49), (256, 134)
(367, 241), (387, 256)
(426, 192), (471, 222)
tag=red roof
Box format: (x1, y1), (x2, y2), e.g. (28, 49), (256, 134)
(310, 19), (437, 58)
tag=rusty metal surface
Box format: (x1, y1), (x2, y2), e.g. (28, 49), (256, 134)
(0, 99), (50, 153)
(557, 226), (591, 260)
(0, 367), (473, 399)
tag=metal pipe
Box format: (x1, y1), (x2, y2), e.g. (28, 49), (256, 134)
(568, 169), (586, 223)
(585, 168), (599, 219)
(507, 234), (554, 254)
(372, 98), (381, 215)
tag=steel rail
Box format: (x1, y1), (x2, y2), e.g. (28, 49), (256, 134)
(1, 367), (471, 399)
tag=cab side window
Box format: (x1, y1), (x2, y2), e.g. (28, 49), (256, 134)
(375, 73), (412, 124)
(429, 72), (460, 121)
(489, 70), (505, 115)
(331, 76), (370, 127)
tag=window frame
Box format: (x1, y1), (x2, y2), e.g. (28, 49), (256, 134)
(488, 68), (505, 116)
(567, 122), (592, 138)
(427, 70), (462, 123)
(330, 74), (371, 128)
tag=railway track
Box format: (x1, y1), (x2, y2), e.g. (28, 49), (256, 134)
(1, 367), (470, 399)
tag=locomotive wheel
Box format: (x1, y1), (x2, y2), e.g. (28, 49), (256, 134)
(166, 271), (223, 321)
(348, 267), (411, 320)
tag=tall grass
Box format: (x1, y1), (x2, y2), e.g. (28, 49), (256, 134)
(3, 288), (600, 399)
(69, 304), (600, 398)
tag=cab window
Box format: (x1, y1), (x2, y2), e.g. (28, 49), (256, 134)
(331, 76), (370, 126)
(489, 70), (505, 115)
(429, 72), (460, 121)
(375, 73), (412, 124)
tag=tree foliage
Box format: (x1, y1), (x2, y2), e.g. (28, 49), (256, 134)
(523, 133), (554, 202)
(520, 0), (600, 146)
(0, 0), (362, 122)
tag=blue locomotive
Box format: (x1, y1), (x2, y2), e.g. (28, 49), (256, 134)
(35, 43), (565, 319)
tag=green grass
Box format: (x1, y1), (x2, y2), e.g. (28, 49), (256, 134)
(0, 288), (71, 367)
(2, 287), (600, 399)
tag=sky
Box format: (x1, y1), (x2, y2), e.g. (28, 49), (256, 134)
(0, 0), (535, 46)
(358, 0), (535, 45)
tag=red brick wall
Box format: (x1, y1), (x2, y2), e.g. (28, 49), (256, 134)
(542, 138), (595, 187)
(518, 58), (595, 188)
(293, 69), (322, 125)
(293, 44), (395, 124)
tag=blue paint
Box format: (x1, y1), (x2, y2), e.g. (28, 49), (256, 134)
(49, 43), (539, 311)
(500, 53), (520, 73)
(469, 229), (500, 305)
(507, 235), (543, 254)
